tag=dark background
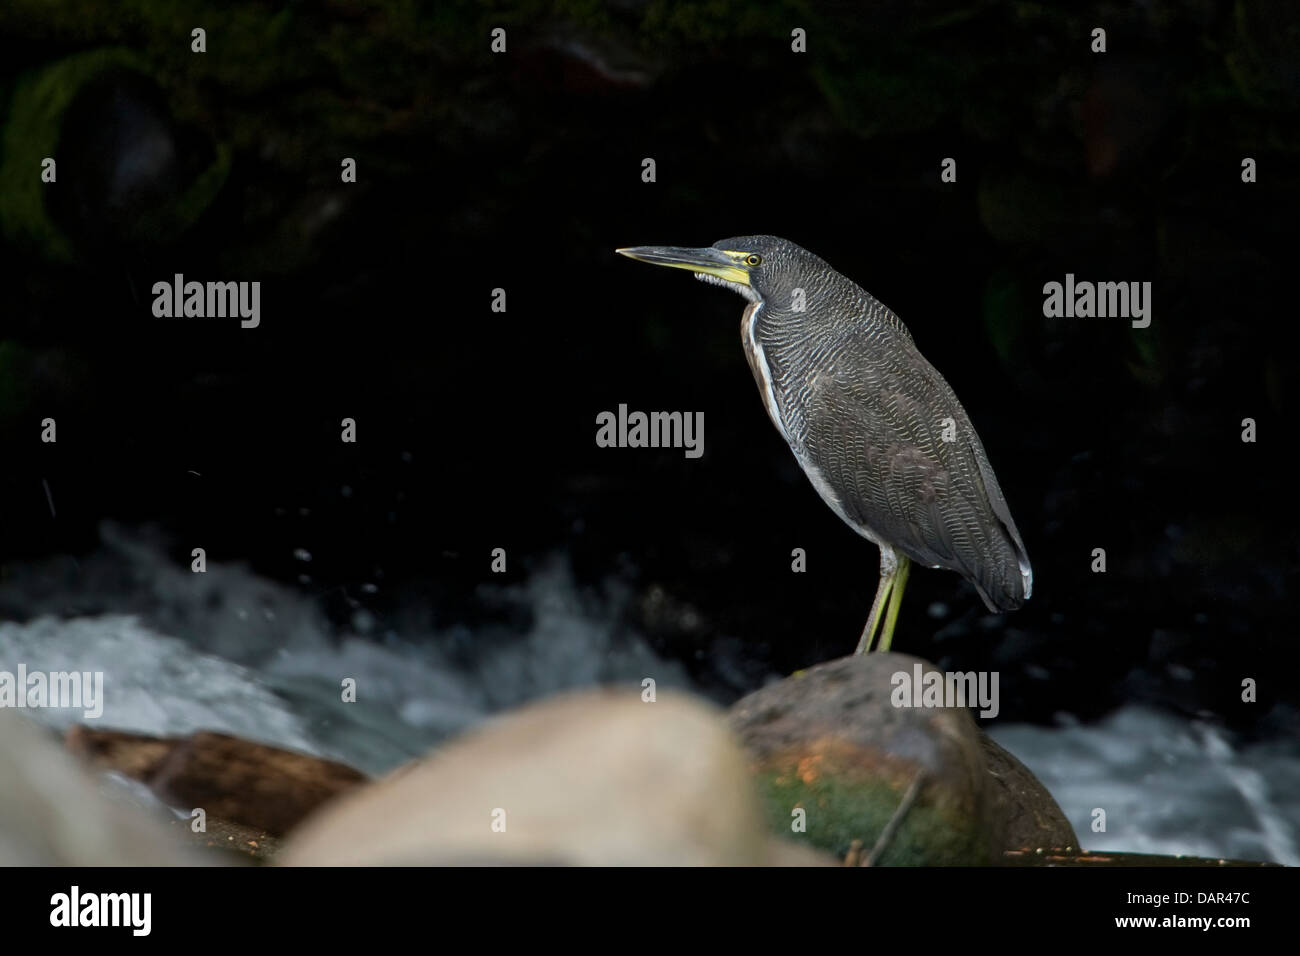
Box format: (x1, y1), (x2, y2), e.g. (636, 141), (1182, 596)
(0, 0), (1296, 735)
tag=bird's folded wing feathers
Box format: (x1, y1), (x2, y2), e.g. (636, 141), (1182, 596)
(800, 356), (1026, 611)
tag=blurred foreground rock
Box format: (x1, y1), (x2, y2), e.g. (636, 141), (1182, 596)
(0, 711), (193, 864)
(279, 688), (834, 866)
(730, 653), (1078, 864)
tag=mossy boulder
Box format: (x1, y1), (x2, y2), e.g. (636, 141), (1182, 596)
(730, 653), (1002, 865)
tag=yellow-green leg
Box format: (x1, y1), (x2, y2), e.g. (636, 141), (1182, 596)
(855, 548), (912, 654)
(854, 568), (893, 654)
(875, 555), (911, 652)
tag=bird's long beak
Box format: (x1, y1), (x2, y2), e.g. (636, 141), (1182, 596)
(615, 245), (751, 286)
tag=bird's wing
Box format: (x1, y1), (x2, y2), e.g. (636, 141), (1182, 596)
(798, 346), (1027, 611)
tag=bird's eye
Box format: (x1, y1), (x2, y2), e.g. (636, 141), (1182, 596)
(745, 253), (762, 266)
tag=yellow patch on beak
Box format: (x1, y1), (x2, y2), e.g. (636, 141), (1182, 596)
(688, 263), (751, 284)
(615, 246), (755, 285)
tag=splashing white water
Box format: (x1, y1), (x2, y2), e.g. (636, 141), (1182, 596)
(0, 530), (689, 776)
(990, 708), (1299, 865)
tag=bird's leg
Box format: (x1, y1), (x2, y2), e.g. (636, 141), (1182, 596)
(855, 547), (899, 654)
(854, 574), (892, 654)
(876, 555), (912, 653)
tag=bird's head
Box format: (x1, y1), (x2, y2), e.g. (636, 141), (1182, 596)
(616, 235), (815, 306)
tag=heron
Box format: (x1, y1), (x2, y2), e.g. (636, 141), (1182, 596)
(616, 236), (1032, 653)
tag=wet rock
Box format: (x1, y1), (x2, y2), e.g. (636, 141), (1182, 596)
(147, 731), (366, 837)
(65, 724), (175, 778)
(66, 727), (367, 837)
(279, 687), (835, 866)
(165, 815), (280, 863)
(980, 733), (1077, 853)
(0, 712), (193, 865)
(729, 653), (1001, 865)
(1003, 847), (1277, 867)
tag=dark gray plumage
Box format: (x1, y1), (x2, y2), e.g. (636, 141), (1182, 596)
(616, 235), (1031, 651)
(729, 235), (1030, 611)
